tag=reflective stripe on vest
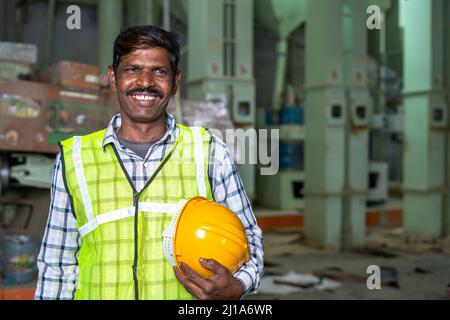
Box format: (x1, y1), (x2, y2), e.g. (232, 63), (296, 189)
(191, 127), (206, 197)
(72, 126), (209, 237)
(60, 124), (213, 300)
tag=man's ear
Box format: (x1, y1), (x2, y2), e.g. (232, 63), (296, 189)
(171, 70), (181, 95)
(107, 65), (117, 92)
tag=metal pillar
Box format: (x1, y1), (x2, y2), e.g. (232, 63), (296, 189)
(163, 0), (170, 30)
(43, 0), (56, 67)
(126, 0), (155, 28)
(186, 0), (256, 199)
(304, 0), (368, 250)
(98, 0), (123, 74)
(0, 1), (5, 40)
(304, 0), (346, 249)
(255, 0), (307, 112)
(445, 0), (450, 237)
(402, 0), (447, 237)
(341, 0), (369, 249)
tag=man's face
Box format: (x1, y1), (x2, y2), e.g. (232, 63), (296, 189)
(108, 47), (180, 124)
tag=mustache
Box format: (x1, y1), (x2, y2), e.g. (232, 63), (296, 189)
(126, 87), (164, 99)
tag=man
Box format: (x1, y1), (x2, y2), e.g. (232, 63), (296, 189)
(35, 25), (264, 300)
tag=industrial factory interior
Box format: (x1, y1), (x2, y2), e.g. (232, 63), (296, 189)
(0, 0), (449, 301)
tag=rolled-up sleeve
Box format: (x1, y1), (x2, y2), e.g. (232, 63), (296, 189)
(209, 136), (264, 296)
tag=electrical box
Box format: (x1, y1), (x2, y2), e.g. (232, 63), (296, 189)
(368, 162), (388, 206)
(327, 103), (346, 126)
(232, 82), (255, 124)
(429, 105), (447, 129)
(351, 104), (369, 127)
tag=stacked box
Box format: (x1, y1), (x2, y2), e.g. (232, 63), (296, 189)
(0, 80), (119, 152)
(36, 60), (101, 93)
(0, 41), (37, 80)
(0, 79), (59, 153)
(45, 88), (119, 145)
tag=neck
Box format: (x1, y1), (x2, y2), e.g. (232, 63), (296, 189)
(117, 114), (167, 142)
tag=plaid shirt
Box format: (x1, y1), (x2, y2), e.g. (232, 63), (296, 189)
(35, 112), (264, 300)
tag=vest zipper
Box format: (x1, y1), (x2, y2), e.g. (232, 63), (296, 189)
(110, 140), (177, 301)
(133, 192), (140, 301)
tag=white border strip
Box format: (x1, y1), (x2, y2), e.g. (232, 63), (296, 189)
(96, 207), (134, 225)
(138, 202), (178, 214)
(191, 127), (206, 197)
(162, 199), (188, 266)
(73, 136), (95, 223)
(78, 202), (180, 237)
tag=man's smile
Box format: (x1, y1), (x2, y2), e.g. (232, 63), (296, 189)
(131, 93), (158, 101)
(126, 87), (164, 106)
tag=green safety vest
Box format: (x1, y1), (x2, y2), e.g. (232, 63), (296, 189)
(60, 124), (213, 300)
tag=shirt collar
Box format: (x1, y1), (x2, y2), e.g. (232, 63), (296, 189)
(102, 112), (178, 152)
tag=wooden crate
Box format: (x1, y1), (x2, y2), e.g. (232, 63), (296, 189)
(36, 60), (101, 93)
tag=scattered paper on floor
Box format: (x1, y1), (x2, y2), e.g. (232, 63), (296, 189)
(258, 271), (341, 295)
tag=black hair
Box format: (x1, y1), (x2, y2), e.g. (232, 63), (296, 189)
(112, 25), (180, 75)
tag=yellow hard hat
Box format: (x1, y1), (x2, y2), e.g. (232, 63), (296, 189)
(163, 196), (250, 279)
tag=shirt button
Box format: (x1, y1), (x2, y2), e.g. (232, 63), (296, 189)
(144, 162), (150, 168)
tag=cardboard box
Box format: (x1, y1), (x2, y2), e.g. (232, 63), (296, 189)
(0, 41), (38, 64)
(45, 89), (119, 145)
(0, 60), (34, 80)
(0, 79), (59, 153)
(37, 60), (101, 93)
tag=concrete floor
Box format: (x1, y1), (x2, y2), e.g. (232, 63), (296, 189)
(245, 228), (450, 300)
(2, 189), (450, 300)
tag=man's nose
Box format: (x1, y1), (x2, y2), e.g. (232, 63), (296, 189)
(135, 70), (155, 88)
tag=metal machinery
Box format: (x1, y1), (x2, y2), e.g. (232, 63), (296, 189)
(254, 0), (307, 210)
(401, 0), (449, 237)
(2, 0), (449, 249)
(0, 0), (172, 202)
(303, 0), (370, 250)
(367, 0), (402, 201)
(184, 0), (257, 199)
(0, 42), (118, 246)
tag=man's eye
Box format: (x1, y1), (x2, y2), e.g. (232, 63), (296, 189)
(154, 69), (167, 75)
(125, 67), (139, 73)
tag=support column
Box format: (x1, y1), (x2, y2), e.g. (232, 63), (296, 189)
(444, 0), (450, 237)
(304, 0), (346, 249)
(43, 0), (56, 68)
(304, 0), (368, 250)
(126, 0), (156, 28)
(341, 0), (370, 249)
(98, 0), (123, 74)
(402, 0), (447, 237)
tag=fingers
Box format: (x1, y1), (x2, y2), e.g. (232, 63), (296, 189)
(178, 262), (214, 293)
(174, 260), (241, 300)
(173, 266), (205, 299)
(199, 258), (228, 275)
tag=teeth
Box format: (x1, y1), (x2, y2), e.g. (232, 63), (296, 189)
(132, 94), (156, 101)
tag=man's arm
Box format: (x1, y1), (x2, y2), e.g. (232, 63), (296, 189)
(34, 153), (81, 300)
(209, 136), (264, 296)
(173, 134), (264, 299)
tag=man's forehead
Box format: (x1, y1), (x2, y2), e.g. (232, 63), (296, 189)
(120, 47), (171, 64)
(125, 46), (169, 57)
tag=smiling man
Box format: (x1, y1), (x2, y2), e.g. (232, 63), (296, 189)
(35, 25), (264, 300)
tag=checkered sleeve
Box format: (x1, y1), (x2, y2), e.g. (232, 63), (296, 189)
(34, 152), (81, 300)
(208, 135), (264, 296)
